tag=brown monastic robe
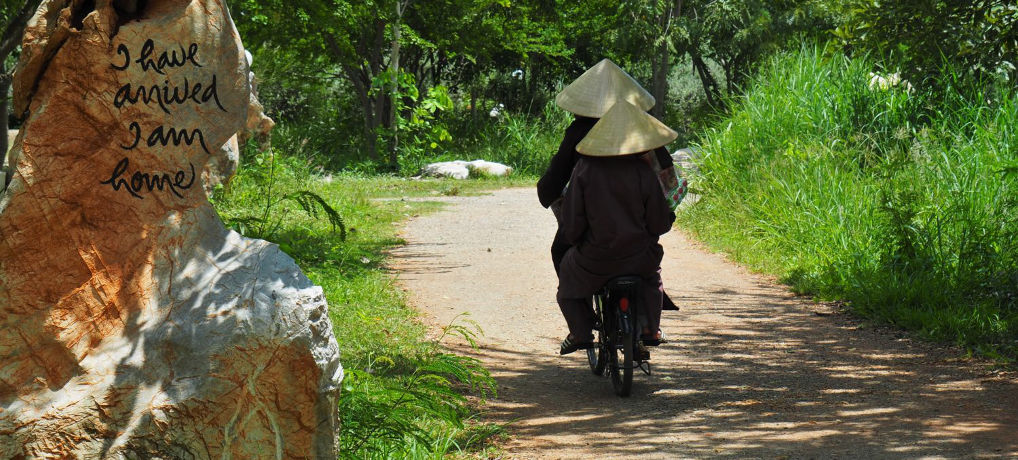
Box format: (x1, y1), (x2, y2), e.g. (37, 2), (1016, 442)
(556, 154), (674, 341)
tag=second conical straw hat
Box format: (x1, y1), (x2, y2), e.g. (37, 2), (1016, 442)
(555, 59), (655, 118)
(576, 100), (678, 157)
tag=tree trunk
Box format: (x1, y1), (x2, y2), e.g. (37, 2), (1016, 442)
(329, 28), (386, 162)
(470, 87), (477, 122)
(340, 62), (380, 161)
(359, 92), (379, 161)
(387, 1), (404, 170)
(650, 49), (668, 120)
(691, 52), (722, 108)
(650, 0), (681, 120)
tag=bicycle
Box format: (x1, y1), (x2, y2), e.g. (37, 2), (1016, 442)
(586, 275), (652, 397)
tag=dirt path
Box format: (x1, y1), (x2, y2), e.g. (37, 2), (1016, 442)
(390, 187), (1018, 459)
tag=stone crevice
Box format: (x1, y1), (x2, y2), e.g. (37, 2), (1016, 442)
(69, 0), (96, 30)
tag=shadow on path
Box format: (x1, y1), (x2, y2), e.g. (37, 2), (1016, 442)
(392, 188), (1018, 459)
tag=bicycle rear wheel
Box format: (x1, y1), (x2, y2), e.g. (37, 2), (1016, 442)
(588, 295), (608, 376)
(608, 323), (634, 396)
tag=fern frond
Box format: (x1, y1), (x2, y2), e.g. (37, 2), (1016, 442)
(283, 190), (347, 240)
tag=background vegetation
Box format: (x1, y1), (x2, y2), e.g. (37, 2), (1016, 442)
(2, 0), (1015, 457)
(215, 0), (1018, 456)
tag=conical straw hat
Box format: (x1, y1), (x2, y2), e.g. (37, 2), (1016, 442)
(576, 100), (678, 157)
(555, 59), (655, 118)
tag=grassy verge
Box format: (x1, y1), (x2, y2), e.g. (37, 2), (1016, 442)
(681, 43), (1018, 362)
(213, 152), (532, 458)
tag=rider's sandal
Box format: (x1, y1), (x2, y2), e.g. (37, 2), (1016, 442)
(641, 330), (668, 347)
(637, 343), (651, 361)
(559, 334), (594, 355)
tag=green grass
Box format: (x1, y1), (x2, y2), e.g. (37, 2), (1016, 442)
(212, 154), (530, 458)
(681, 43), (1018, 362)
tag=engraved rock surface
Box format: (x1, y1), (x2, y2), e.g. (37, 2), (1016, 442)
(0, 1), (342, 458)
(240, 49), (275, 150)
(203, 134), (240, 194)
(203, 52), (274, 193)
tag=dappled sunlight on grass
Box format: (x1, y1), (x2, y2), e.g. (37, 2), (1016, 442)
(213, 169), (526, 458)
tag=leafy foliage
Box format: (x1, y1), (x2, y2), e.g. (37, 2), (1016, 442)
(225, 0), (847, 174)
(371, 70), (455, 173)
(837, 0), (1018, 85)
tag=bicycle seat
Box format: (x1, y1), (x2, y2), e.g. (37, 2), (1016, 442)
(603, 275), (643, 290)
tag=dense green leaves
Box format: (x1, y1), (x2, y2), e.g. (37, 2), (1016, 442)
(838, 0), (1018, 85)
(226, 0), (845, 171)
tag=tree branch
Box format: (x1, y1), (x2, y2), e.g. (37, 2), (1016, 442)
(0, 0), (44, 59)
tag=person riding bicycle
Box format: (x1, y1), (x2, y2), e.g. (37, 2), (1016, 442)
(556, 100), (677, 355)
(538, 58), (681, 311)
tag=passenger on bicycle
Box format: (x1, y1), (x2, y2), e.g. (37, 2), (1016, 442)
(537, 58), (681, 311)
(556, 100), (677, 355)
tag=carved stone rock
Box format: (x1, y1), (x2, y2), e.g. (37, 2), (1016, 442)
(202, 134), (240, 194)
(0, 1), (342, 458)
(240, 49), (276, 150)
(203, 51), (275, 193)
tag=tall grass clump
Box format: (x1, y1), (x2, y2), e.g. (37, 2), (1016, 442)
(213, 150), (499, 458)
(682, 43), (1018, 360)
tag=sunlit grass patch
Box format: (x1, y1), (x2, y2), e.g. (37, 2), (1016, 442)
(681, 43), (1018, 363)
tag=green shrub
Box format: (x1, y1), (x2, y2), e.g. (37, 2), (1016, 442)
(682, 43), (1018, 360)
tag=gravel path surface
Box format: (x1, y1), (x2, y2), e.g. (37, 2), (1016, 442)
(390, 187), (1018, 459)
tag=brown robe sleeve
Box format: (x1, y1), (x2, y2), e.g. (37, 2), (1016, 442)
(537, 117), (598, 208)
(643, 162), (675, 236)
(654, 146), (674, 169)
(560, 161), (589, 246)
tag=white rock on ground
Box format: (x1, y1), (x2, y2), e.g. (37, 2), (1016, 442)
(671, 146), (702, 176)
(421, 160), (513, 179)
(0, 1), (342, 458)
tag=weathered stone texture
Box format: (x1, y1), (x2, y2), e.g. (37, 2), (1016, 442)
(0, 1), (342, 458)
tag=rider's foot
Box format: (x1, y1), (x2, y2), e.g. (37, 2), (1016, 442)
(637, 343), (651, 361)
(641, 329), (668, 347)
(559, 334), (594, 355)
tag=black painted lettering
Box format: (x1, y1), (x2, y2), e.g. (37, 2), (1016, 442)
(100, 157), (197, 199)
(146, 126), (210, 154)
(187, 43), (202, 68)
(114, 83), (171, 114)
(100, 158), (143, 199)
(121, 121), (141, 150)
(201, 74), (227, 112)
(135, 39), (162, 74)
(113, 77), (225, 115)
(128, 39), (203, 74)
(111, 44), (130, 71)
